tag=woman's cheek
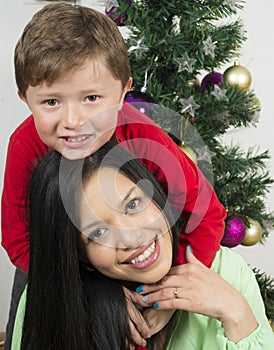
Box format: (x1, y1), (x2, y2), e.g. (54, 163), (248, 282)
(87, 246), (115, 270)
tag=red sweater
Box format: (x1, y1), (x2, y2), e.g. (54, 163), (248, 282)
(1, 102), (226, 273)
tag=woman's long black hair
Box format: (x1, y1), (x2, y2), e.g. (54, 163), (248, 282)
(21, 142), (179, 350)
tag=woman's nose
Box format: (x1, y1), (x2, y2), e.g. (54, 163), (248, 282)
(115, 227), (144, 249)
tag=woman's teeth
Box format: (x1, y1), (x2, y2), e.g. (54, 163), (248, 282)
(130, 241), (156, 264)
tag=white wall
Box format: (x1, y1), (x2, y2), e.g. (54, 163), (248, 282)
(0, 0), (105, 333)
(0, 0), (274, 331)
(225, 1), (274, 276)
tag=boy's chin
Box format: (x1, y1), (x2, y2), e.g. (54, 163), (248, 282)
(62, 148), (92, 160)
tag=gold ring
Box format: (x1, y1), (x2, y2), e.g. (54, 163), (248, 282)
(174, 287), (180, 298)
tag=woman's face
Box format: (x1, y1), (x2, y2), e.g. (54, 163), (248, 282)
(78, 167), (173, 284)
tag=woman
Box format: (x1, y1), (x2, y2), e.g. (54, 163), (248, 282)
(12, 143), (273, 349)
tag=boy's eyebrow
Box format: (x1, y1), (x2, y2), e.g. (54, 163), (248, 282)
(80, 186), (137, 232)
(35, 92), (62, 98)
(35, 87), (102, 98)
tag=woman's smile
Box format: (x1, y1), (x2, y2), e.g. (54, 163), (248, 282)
(123, 239), (159, 269)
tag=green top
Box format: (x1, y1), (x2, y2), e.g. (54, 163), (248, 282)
(166, 247), (274, 349)
(12, 247), (274, 349)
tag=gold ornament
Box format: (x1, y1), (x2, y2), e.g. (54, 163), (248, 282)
(249, 95), (261, 113)
(180, 143), (197, 163)
(196, 21), (206, 31)
(241, 217), (263, 246)
(223, 61), (252, 91)
(188, 77), (200, 89)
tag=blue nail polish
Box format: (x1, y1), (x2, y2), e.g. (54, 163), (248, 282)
(153, 302), (159, 309)
(136, 285), (144, 293)
(142, 295), (148, 303)
(188, 245), (193, 254)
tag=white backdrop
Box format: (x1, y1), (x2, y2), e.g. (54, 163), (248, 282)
(0, 0), (274, 331)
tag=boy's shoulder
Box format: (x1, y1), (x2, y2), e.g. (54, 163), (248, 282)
(10, 115), (38, 140)
(118, 102), (156, 126)
(117, 102), (170, 143)
(8, 114), (48, 156)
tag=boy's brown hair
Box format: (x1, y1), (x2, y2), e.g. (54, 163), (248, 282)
(15, 2), (131, 97)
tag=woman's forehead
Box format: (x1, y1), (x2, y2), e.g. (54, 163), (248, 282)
(85, 167), (135, 194)
(81, 167), (140, 212)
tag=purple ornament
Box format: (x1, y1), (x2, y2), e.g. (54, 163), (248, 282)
(125, 90), (155, 116)
(105, 1), (131, 26)
(201, 72), (223, 91)
(221, 214), (246, 248)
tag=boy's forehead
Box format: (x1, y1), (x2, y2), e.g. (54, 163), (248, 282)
(30, 57), (117, 90)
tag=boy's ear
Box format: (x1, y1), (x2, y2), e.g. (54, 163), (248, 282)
(18, 90), (27, 103)
(120, 77), (133, 103)
(126, 76), (133, 91)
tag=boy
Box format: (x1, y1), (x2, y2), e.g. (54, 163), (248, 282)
(1, 3), (226, 349)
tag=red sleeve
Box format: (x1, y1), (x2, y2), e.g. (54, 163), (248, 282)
(1, 116), (48, 272)
(117, 103), (226, 267)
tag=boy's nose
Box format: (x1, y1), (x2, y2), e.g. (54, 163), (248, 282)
(62, 104), (84, 129)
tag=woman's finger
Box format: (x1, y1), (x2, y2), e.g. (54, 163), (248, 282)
(141, 285), (186, 305)
(123, 287), (151, 341)
(136, 272), (186, 295)
(127, 318), (148, 348)
(184, 245), (206, 267)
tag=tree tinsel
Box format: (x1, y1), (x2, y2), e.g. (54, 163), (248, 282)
(114, 0), (274, 323)
(253, 268), (274, 330)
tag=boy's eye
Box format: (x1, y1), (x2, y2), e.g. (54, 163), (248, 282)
(86, 95), (99, 102)
(45, 99), (58, 106)
(88, 227), (108, 242)
(125, 198), (141, 214)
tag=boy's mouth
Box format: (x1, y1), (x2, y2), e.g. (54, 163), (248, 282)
(65, 134), (90, 143)
(62, 134), (92, 149)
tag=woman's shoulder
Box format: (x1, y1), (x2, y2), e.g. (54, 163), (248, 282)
(211, 247), (254, 290)
(213, 246), (249, 266)
(11, 286), (27, 350)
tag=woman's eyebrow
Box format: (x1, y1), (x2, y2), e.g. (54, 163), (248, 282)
(81, 220), (101, 232)
(80, 186), (138, 232)
(120, 186), (137, 205)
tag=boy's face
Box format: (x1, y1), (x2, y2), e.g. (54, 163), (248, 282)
(20, 59), (132, 159)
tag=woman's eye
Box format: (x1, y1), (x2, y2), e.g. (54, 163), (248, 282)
(88, 227), (108, 242)
(45, 99), (58, 106)
(125, 198), (141, 214)
(86, 95), (99, 102)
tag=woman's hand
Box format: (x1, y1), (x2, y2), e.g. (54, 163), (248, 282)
(123, 287), (151, 349)
(137, 246), (258, 343)
(123, 288), (175, 348)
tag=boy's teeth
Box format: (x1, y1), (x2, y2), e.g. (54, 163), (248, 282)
(67, 135), (87, 142)
(130, 241), (155, 264)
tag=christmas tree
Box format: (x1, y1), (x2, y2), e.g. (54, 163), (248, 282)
(106, 0), (274, 326)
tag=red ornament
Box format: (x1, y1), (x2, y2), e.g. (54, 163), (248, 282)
(221, 214), (246, 248)
(201, 72), (223, 91)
